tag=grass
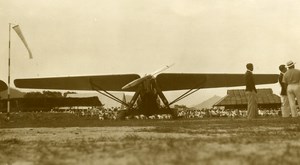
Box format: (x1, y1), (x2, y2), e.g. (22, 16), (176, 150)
(1, 113), (300, 164)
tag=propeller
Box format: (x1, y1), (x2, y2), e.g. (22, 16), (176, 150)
(150, 63), (174, 76)
(122, 63), (174, 90)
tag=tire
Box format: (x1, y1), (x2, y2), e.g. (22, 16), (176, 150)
(170, 108), (178, 119)
(117, 110), (127, 120)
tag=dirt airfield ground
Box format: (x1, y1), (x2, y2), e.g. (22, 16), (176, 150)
(1, 113), (300, 165)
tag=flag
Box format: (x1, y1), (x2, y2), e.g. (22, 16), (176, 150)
(12, 25), (33, 59)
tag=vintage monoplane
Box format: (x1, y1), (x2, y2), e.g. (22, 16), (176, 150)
(14, 65), (278, 119)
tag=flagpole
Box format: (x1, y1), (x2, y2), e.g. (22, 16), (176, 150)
(7, 23), (11, 121)
(6, 23), (33, 121)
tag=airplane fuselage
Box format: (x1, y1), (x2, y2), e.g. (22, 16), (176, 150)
(137, 79), (160, 116)
(125, 77), (173, 117)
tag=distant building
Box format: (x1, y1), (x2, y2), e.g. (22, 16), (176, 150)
(214, 88), (281, 109)
(0, 97), (102, 112)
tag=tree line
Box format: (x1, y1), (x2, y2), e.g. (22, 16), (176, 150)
(24, 91), (76, 98)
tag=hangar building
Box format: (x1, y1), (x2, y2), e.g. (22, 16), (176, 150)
(214, 88), (281, 109)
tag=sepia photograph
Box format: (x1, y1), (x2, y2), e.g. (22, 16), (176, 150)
(1, 0), (300, 164)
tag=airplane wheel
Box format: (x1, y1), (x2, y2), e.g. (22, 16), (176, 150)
(117, 110), (127, 120)
(170, 108), (178, 119)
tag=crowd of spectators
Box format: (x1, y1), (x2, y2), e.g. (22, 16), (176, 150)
(50, 107), (119, 120)
(177, 108), (282, 118)
(47, 106), (298, 120)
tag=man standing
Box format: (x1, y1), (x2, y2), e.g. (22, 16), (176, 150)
(245, 63), (258, 119)
(278, 65), (291, 117)
(283, 60), (300, 117)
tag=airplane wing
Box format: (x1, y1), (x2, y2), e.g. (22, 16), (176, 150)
(156, 73), (279, 91)
(0, 80), (8, 92)
(14, 74), (141, 92)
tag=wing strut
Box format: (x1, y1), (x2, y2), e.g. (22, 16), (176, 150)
(89, 80), (129, 107)
(168, 81), (205, 106)
(168, 88), (201, 106)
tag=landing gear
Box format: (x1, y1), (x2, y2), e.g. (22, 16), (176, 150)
(170, 108), (178, 119)
(117, 110), (128, 120)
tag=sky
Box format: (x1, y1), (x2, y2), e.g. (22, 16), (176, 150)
(1, 0), (300, 106)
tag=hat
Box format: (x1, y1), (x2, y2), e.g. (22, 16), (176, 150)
(286, 60), (296, 67)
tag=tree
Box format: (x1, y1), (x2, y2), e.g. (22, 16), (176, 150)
(63, 91), (77, 97)
(24, 91), (63, 98)
(42, 91), (62, 98)
(24, 91), (43, 98)
(174, 104), (188, 110)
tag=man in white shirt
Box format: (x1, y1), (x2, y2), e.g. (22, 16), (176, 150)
(283, 60), (300, 117)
